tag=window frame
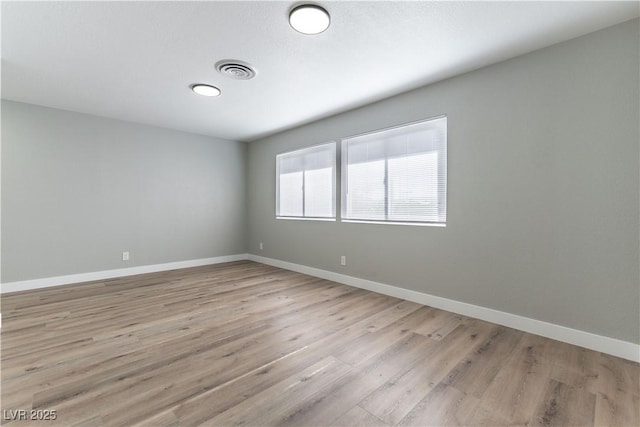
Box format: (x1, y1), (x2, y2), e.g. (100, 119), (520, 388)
(340, 115), (447, 226)
(275, 141), (337, 221)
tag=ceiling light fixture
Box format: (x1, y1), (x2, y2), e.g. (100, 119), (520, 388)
(289, 4), (330, 35)
(191, 84), (221, 97)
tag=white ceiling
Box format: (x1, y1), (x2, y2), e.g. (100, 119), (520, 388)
(2, 1), (638, 142)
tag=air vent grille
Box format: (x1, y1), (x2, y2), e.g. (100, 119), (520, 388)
(216, 60), (256, 80)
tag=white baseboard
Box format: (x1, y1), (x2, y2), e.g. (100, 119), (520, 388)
(0, 254), (249, 294)
(248, 254), (640, 363)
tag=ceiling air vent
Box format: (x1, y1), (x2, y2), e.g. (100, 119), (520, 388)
(216, 60), (257, 80)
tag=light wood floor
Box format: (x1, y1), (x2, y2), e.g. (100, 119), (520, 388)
(2, 261), (638, 426)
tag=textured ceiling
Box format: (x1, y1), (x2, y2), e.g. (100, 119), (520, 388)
(2, 1), (638, 142)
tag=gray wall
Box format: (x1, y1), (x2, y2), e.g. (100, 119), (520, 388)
(2, 100), (247, 282)
(247, 19), (640, 344)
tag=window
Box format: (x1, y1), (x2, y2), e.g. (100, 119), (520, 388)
(341, 116), (447, 225)
(276, 142), (336, 220)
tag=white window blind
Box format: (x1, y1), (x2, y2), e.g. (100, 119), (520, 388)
(276, 142), (336, 219)
(342, 116), (447, 224)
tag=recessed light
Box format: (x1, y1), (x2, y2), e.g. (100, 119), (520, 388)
(289, 4), (330, 35)
(191, 84), (221, 97)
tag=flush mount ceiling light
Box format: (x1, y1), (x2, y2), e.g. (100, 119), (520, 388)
(289, 4), (330, 35)
(191, 84), (221, 97)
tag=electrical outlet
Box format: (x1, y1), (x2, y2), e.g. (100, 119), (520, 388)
(122, 251), (130, 261)
(259, 242), (264, 250)
(340, 255), (346, 266)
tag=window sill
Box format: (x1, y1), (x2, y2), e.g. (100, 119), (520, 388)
(341, 219), (446, 227)
(277, 217), (336, 222)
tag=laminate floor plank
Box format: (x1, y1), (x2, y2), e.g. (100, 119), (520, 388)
(277, 333), (435, 427)
(471, 333), (554, 425)
(397, 382), (481, 426)
(204, 357), (353, 426)
(334, 307), (440, 367)
(168, 299), (418, 427)
(2, 260), (638, 426)
(333, 406), (388, 427)
(169, 346), (328, 426)
(531, 379), (597, 426)
(360, 321), (495, 425)
(412, 309), (467, 341)
(590, 354), (640, 426)
(594, 390), (640, 426)
(547, 339), (600, 392)
(441, 325), (524, 398)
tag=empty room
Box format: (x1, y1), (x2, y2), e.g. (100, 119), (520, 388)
(1, 1), (639, 426)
